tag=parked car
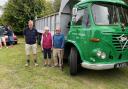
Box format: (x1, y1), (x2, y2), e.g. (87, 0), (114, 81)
(0, 26), (18, 45)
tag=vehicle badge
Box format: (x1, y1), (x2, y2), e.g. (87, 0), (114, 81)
(116, 34), (128, 50)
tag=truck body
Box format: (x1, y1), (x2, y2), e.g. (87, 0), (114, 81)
(35, 0), (128, 75)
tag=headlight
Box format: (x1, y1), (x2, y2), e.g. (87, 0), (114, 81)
(100, 52), (106, 59)
(96, 50), (106, 59)
(96, 51), (102, 57)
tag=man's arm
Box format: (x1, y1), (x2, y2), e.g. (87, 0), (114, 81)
(61, 34), (65, 49)
(35, 29), (38, 37)
(35, 29), (38, 43)
(40, 33), (43, 50)
(23, 28), (26, 39)
(23, 28), (25, 35)
(52, 35), (55, 48)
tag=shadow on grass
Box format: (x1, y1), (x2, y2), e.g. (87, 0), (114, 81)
(63, 64), (127, 79)
(79, 68), (123, 76)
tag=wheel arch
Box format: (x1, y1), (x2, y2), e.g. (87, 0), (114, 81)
(64, 40), (83, 61)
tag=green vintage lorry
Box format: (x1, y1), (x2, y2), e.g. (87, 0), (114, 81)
(35, 0), (128, 75)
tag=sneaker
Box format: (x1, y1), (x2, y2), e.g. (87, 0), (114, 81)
(52, 65), (58, 67)
(25, 63), (29, 67)
(35, 63), (39, 67)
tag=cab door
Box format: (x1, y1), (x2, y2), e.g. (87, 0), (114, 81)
(71, 7), (91, 54)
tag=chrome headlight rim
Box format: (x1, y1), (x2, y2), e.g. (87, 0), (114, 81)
(96, 50), (106, 59)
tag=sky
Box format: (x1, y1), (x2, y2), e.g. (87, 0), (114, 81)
(0, 0), (8, 16)
(0, 0), (8, 6)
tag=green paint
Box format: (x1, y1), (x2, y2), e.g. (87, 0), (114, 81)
(66, 0), (128, 69)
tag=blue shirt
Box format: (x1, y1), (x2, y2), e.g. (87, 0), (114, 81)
(7, 30), (13, 36)
(53, 34), (65, 49)
(0, 28), (4, 36)
(23, 27), (38, 45)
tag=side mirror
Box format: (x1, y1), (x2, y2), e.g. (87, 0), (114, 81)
(72, 8), (77, 23)
(72, 8), (77, 16)
(72, 16), (76, 23)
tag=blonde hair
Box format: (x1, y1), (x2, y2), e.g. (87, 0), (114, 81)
(44, 26), (49, 31)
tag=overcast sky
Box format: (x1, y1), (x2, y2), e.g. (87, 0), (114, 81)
(0, 0), (8, 6)
(0, 0), (8, 16)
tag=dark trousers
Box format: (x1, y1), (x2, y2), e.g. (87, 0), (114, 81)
(9, 41), (13, 45)
(8, 36), (14, 45)
(43, 48), (51, 59)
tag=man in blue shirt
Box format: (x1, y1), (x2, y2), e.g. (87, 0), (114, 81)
(53, 26), (65, 68)
(23, 20), (38, 67)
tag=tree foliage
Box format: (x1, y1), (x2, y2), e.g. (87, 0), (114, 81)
(0, 0), (77, 33)
(1, 0), (49, 33)
(1, 0), (128, 34)
(53, 0), (61, 12)
(38, 0), (54, 17)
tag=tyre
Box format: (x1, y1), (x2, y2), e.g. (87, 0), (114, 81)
(69, 47), (78, 75)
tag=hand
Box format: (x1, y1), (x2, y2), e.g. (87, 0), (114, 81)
(59, 49), (63, 51)
(51, 48), (53, 51)
(41, 47), (43, 51)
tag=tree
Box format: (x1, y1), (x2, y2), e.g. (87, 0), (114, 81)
(1, 0), (45, 33)
(53, 0), (61, 12)
(38, 0), (54, 17)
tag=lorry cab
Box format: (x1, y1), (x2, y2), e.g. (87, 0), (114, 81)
(65, 0), (128, 75)
(35, 0), (128, 75)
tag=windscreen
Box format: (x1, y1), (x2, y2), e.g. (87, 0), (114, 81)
(118, 6), (128, 26)
(92, 3), (118, 25)
(92, 3), (128, 26)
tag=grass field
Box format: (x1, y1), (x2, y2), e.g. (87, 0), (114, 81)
(0, 37), (128, 89)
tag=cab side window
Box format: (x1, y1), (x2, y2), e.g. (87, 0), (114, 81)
(74, 8), (90, 27)
(75, 9), (85, 25)
(82, 9), (90, 28)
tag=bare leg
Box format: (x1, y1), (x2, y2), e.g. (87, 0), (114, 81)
(44, 59), (48, 65)
(2, 37), (7, 47)
(33, 54), (37, 62)
(48, 59), (51, 67)
(3, 41), (7, 47)
(0, 43), (2, 49)
(34, 54), (38, 66)
(25, 55), (30, 67)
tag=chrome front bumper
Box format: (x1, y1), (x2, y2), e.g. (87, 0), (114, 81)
(81, 62), (115, 70)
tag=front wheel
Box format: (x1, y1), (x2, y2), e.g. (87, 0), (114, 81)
(69, 47), (78, 75)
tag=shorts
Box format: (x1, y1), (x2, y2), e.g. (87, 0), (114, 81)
(25, 44), (37, 55)
(1, 36), (6, 43)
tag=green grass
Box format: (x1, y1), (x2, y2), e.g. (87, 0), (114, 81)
(0, 37), (128, 89)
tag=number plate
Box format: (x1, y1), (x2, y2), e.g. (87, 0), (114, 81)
(114, 62), (128, 68)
